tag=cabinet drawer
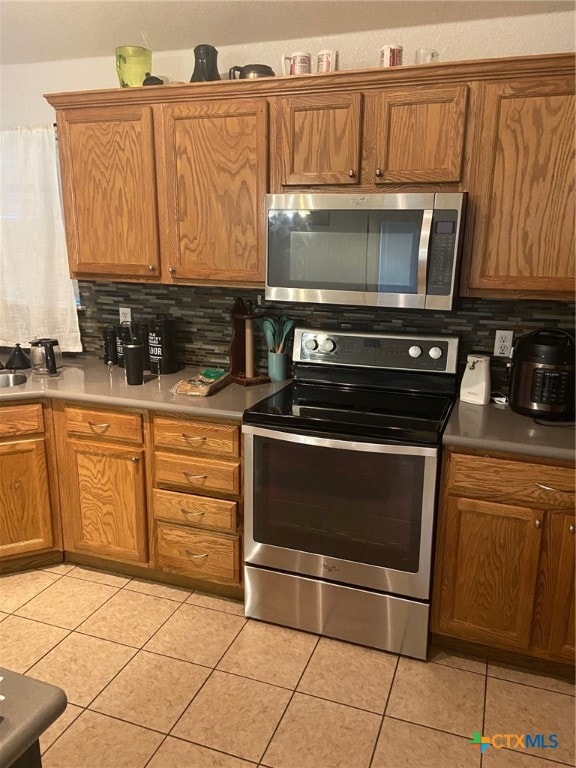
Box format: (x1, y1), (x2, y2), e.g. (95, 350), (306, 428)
(449, 454), (575, 510)
(155, 452), (241, 495)
(156, 523), (240, 583)
(154, 416), (240, 457)
(64, 406), (142, 443)
(0, 403), (44, 437)
(153, 489), (237, 532)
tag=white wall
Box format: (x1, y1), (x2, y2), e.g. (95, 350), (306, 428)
(1, 10), (574, 126)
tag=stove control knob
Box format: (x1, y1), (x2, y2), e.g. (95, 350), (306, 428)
(408, 345), (422, 358)
(320, 337), (336, 353)
(429, 346), (443, 360)
(304, 337), (318, 352)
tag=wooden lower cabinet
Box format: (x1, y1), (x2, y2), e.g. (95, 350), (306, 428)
(54, 402), (148, 564)
(0, 403), (55, 559)
(151, 414), (242, 586)
(432, 449), (575, 663)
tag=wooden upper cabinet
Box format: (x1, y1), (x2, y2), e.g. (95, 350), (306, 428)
(468, 76), (575, 295)
(274, 93), (362, 185)
(157, 98), (268, 284)
(364, 85), (468, 184)
(57, 105), (160, 278)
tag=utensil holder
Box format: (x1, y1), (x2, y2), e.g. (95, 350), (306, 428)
(268, 351), (288, 381)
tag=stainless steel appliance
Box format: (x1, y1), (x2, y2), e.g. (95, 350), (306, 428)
(243, 327), (459, 659)
(229, 64), (275, 79)
(510, 328), (575, 420)
(265, 193), (466, 310)
(29, 338), (62, 375)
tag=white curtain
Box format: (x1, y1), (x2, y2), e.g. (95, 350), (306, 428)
(0, 125), (82, 351)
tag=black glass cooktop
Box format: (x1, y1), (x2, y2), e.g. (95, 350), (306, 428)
(243, 381), (455, 446)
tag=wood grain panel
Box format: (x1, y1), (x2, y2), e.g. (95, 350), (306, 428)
(0, 439), (53, 556)
(153, 489), (237, 532)
(437, 496), (542, 650)
(154, 452), (241, 496)
(69, 441), (147, 562)
(278, 93), (362, 185)
(469, 78), (575, 293)
(158, 99), (267, 283)
(64, 406), (142, 443)
(448, 453), (575, 509)
(58, 105), (160, 277)
(156, 522), (240, 583)
(372, 86), (468, 182)
(549, 513), (575, 662)
(0, 403), (44, 437)
(153, 416), (239, 457)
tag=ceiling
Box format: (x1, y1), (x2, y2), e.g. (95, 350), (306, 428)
(1, 0), (572, 66)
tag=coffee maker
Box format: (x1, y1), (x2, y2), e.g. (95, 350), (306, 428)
(148, 314), (183, 374)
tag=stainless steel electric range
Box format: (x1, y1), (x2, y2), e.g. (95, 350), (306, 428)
(242, 327), (459, 659)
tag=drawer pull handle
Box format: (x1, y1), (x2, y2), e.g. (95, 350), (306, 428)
(185, 551), (209, 560)
(181, 509), (205, 518)
(536, 482), (575, 494)
(181, 434), (207, 442)
(534, 519), (542, 529)
(569, 524), (575, 535)
(87, 421), (111, 431)
(183, 472), (208, 482)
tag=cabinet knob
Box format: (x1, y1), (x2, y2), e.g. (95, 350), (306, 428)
(534, 519), (542, 529)
(569, 524), (575, 535)
(348, 169), (355, 178)
(148, 265), (156, 272)
(168, 266), (176, 275)
(131, 456), (140, 463)
(375, 168), (383, 177)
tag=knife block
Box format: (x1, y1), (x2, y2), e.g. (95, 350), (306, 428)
(229, 297), (269, 386)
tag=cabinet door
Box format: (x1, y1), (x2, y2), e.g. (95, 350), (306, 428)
(57, 105), (160, 278)
(436, 496), (542, 650)
(158, 99), (267, 283)
(0, 440), (53, 557)
(65, 441), (147, 562)
(274, 93), (362, 185)
(549, 513), (575, 662)
(468, 76), (575, 294)
(364, 85), (468, 183)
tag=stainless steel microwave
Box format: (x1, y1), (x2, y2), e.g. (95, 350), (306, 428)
(265, 192), (466, 310)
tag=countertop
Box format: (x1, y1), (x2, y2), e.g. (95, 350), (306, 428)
(1, 360), (574, 462)
(0, 359), (288, 421)
(444, 400), (575, 462)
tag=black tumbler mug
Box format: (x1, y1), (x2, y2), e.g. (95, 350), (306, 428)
(123, 342), (144, 385)
(103, 326), (117, 365)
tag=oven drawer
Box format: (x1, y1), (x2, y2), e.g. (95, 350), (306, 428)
(0, 403), (44, 437)
(65, 406), (142, 443)
(154, 417), (240, 457)
(449, 454), (575, 510)
(152, 489), (237, 532)
(155, 451), (241, 496)
(156, 523), (240, 583)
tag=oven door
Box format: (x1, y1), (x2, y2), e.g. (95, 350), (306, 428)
(243, 425), (439, 600)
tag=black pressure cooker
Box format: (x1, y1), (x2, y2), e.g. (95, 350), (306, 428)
(509, 328), (575, 420)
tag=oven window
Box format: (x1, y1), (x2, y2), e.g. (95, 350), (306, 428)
(252, 436), (425, 573)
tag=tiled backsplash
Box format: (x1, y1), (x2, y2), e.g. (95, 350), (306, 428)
(78, 281), (575, 389)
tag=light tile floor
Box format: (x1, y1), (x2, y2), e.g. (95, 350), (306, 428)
(0, 565), (574, 768)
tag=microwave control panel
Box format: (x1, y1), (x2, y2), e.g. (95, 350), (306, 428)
(427, 209), (460, 296)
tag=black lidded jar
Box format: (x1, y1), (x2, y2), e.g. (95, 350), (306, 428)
(148, 314), (183, 375)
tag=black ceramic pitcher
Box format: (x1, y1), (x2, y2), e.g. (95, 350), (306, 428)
(190, 44), (221, 82)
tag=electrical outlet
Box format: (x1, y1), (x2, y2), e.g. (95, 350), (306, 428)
(119, 307), (132, 324)
(494, 329), (513, 357)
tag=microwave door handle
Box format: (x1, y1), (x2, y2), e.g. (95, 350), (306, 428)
(417, 210), (433, 296)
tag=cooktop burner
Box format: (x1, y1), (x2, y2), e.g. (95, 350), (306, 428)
(243, 328), (460, 446)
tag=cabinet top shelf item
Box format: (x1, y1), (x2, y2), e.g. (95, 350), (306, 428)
(44, 52), (575, 109)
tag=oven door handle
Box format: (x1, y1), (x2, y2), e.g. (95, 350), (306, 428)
(242, 424), (438, 457)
